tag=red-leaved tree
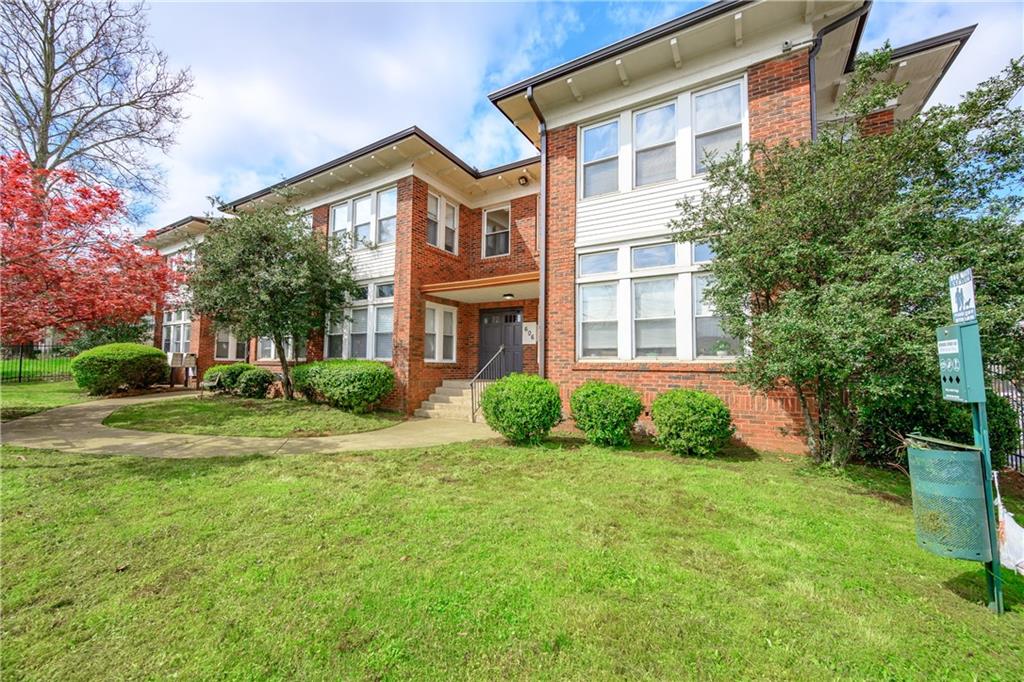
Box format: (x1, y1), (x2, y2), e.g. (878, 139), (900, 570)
(0, 151), (177, 345)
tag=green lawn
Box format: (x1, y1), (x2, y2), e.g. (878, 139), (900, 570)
(0, 380), (92, 421)
(0, 357), (73, 383)
(2, 442), (1021, 680)
(102, 394), (402, 437)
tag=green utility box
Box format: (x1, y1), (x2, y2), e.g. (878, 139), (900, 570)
(936, 324), (986, 403)
(906, 434), (992, 562)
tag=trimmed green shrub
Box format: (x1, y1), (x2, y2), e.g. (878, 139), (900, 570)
(570, 380), (643, 447)
(203, 363), (256, 392)
(236, 367), (275, 399)
(859, 388), (1020, 469)
(651, 389), (734, 457)
(303, 360), (395, 413)
(481, 373), (562, 445)
(290, 362), (315, 401)
(70, 343), (168, 395)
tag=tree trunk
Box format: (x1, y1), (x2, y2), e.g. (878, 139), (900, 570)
(796, 386), (821, 461)
(274, 335), (294, 400)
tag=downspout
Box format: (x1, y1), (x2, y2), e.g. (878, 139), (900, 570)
(525, 85), (547, 378)
(808, 0), (872, 139)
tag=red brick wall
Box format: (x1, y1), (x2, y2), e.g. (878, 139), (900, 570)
(859, 107), (895, 137)
(748, 49), (811, 148)
(459, 193), (539, 278)
(543, 102), (809, 452)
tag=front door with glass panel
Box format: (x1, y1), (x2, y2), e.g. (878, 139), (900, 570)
(479, 309), (523, 376)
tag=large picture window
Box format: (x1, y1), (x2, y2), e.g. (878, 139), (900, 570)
(161, 309), (191, 354)
(694, 81), (743, 174)
(424, 303), (457, 362)
(581, 120), (618, 198)
(634, 102), (676, 187)
(483, 207), (510, 258)
(324, 279), (394, 360)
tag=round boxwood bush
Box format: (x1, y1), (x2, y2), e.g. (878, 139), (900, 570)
(304, 360), (395, 413)
(570, 380), (643, 447)
(235, 367), (275, 399)
(70, 343), (169, 395)
(203, 363), (256, 392)
(651, 389), (734, 457)
(481, 373), (562, 445)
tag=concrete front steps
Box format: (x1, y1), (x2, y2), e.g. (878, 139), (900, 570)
(414, 380), (474, 421)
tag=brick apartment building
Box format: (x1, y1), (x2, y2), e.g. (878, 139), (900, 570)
(143, 0), (972, 452)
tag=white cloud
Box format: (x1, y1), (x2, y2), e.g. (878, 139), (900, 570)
(605, 2), (699, 33)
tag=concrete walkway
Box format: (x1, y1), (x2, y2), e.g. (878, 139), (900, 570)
(1, 392), (498, 458)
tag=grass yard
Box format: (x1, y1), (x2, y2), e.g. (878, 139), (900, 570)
(0, 357), (73, 383)
(1, 442), (1021, 680)
(102, 394), (402, 437)
(0, 380), (92, 421)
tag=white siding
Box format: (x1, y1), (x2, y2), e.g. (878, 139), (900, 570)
(576, 176), (706, 247)
(350, 243), (396, 280)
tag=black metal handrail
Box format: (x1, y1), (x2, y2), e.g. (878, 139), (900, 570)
(470, 345), (505, 422)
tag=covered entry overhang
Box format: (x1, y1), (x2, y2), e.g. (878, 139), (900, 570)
(420, 271), (539, 304)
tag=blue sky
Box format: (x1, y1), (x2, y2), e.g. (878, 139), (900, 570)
(144, 1), (1024, 230)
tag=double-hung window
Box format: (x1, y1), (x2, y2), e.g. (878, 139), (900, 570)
(424, 303), (456, 362)
(257, 335), (307, 361)
(693, 81), (743, 174)
(634, 102), (676, 187)
(329, 185), (398, 249)
(579, 282), (618, 357)
(483, 207), (510, 258)
(426, 191), (458, 254)
(162, 309), (191, 353)
(633, 278), (676, 356)
(325, 280), (393, 360)
(693, 274), (740, 358)
(215, 328), (247, 361)
(581, 120), (619, 198)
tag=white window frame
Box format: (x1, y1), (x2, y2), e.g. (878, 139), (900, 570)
(323, 278), (394, 361)
(575, 239), (737, 362)
(632, 276), (677, 358)
(633, 100), (678, 188)
(692, 273), (738, 360)
(424, 302), (457, 363)
(376, 186), (397, 244)
(426, 191), (459, 255)
(481, 205), (511, 259)
(328, 184), (399, 250)
(214, 328), (248, 361)
(692, 78), (747, 176)
(161, 308), (191, 354)
(257, 335), (307, 362)
(579, 118), (620, 200)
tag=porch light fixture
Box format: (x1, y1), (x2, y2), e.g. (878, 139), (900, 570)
(517, 176), (529, 186)
(502, 293), (515, 300)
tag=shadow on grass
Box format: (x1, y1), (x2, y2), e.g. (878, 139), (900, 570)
(944, 567), (1024, 612)
(108, 453), (273, 481)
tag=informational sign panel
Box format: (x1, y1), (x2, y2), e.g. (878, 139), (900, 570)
(949, 268), (976, 323)
(169, 352), (184, 368)
(522, 322), (537, 345)
(183, 353), (197, 368)
(936, 323), (986, 403)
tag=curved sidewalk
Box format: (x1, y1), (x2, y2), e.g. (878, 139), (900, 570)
(1, 392), (497, 458)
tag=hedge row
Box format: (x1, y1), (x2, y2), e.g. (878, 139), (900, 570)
(293, 359), (395, 413)
(481, 375), (735, 457)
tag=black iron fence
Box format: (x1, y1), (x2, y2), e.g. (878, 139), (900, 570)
(988, 367), (1023, 472)
(1, 344), (74, 383)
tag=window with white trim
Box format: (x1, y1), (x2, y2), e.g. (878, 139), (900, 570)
(693, 274), (741, 358)
(693, 241), (715, 264)
(581, 120), (618, 198)
(579, 282), (617, 357)
(323, 280), (394, 360)
(634, 102), (676, 187)
(576, 240), (739, 361)
(483, 206), (510, 258)
(424, 303), (457, 362)
(426, 191), (459, 254)
(694, 81), (743, 174)
(329, 185), (398, 249)
(257, 335), (307, 362)
(214, 328), (248, 361)
(162, 309), (191, 353)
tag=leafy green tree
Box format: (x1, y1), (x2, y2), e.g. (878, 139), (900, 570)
(66, 320), (151, 355)
(672, 48), (1024, 466)
(188, 198), (361, 399)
